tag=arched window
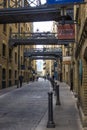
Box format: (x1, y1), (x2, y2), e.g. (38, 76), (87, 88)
(3, 0), (7, 8)
(2, 44), (6, 57)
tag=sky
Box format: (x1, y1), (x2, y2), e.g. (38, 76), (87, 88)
(28, 0), (46, 6)
(33, 21), (53, 32)
(34, 21), (53, 71)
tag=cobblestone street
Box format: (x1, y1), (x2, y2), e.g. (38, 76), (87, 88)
(0, 79), (50, 130)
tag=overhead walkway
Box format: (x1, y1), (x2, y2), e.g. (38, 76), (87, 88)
(24, 48), (62, 58)
(0, 0), (73, 24)
(9, 32), (75, 46)
(28, 56), (57, 60)
(0, 6), (61, 23)
(24, 48), (62, 61)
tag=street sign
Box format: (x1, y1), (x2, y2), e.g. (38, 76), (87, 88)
(63, 56), (71, 64)
(46, 0), (84, 4)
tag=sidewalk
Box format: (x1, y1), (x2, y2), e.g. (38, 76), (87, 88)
(0, 82), (29, 96)
(35, 82), (83, 130)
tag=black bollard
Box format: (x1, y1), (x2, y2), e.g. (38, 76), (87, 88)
(56, 85), (61, 105)
(47, 92), (55, 128)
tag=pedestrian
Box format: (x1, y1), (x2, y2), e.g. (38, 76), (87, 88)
(19, 75), (23, 87)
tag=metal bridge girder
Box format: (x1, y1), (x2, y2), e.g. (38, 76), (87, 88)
(24, 49), (62, 59)
(0, 0), (74, 24)
(24, 52), (62, 57)
(0, 6), (61, 24)
(9, 38), (75, 46)
(29, 56), (57, 60)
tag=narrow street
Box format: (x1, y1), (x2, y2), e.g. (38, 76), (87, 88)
(0, 79), (82, 130)
(0, 79), (50, 130)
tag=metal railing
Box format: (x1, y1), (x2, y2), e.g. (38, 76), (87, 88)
(24, 47), (62, 53)
(9, 32), (75, 46)
(24, 48), (62, 58)
(9, 32), (57, 39)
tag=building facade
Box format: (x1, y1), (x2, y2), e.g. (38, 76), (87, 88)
(72, 3), (87, 127)
(0, 0), (34, 89)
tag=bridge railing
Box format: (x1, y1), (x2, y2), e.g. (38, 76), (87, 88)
(24, 48), (62, 58)
(28, 56), (57, 60)
(24, 47), (62, 53)
(9, 32), (57, 39)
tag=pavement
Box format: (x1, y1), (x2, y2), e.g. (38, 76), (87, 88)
(0, 80), (83, 130)
(35, 81), (83, 130)
(0, 82), (27, 96)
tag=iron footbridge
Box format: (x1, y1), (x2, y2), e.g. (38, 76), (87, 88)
(29, 56), (57, 60)
(24, 47), (62, 60)
(9, 32), (75, 46)
(0, 0), (73, 24)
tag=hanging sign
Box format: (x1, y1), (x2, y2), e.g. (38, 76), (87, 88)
(63, 56), (71, 64)
(47, 0), (84, 4)
(57, 24), (75, 40)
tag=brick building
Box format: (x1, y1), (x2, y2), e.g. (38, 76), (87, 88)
(0, 0), (34, 89)
(72, 3), (87, 127)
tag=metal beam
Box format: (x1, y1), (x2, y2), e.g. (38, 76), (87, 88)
(29, 56), (57, 60)
(24, 47), (62, 51)
(24, 50), (62, 59)
(24, 52), (62, 56)
(9, 32), (75, 46)
(9, 38), (75, 46)
(24, 48), (63, 61)
(0, 6), (61, 24)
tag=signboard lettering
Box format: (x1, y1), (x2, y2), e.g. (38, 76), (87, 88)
(57, 24), (75, 40)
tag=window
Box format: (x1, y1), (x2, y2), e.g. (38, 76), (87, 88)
(9, 48), (12, 60)
(26, 24), (27, 30)
(2, 68), (6, 80)
(15, 23), (17, 28)
(9, 27), (12, 36)
(21, 27), (23, 33)
(15, 52), (17, 64)
(3, 0), (7, 8)
(9, 69), (12, 79)
(21, 56), (23, 64)
(2, 44), (6, 57)
(15, 70), (17, 78)
(23, 23), (25, 27)
(28, 27), (30, 32)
